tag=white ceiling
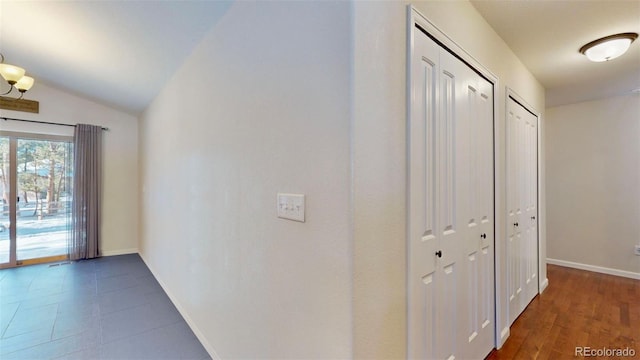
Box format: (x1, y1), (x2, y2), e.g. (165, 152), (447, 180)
(471, 0), (640, 107)
(1, 1), (638, 113)
(0, 1), (231, 115)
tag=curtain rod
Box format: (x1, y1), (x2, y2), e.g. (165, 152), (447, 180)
(1, 116), (109, 131)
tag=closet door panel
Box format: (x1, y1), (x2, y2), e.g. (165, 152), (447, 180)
(409, 23), (496, 359)
(436, 49), (462, 360)
(506, 97), (539, 326)
(408, 26), (440, 359)
(456, 64), (495, 359)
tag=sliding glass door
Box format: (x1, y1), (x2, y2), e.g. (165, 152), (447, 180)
(0, 136), (10, 264)
(0, 132), (73, 268)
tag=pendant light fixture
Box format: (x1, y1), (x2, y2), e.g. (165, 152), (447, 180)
(0, 53), (35, 99)
(580, 32), (638, 62)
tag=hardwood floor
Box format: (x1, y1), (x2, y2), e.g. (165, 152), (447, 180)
(487, 264), (640, 360)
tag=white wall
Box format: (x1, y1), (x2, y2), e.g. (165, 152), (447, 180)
(138, 1), (352, 358)
(546, 94), (640, 276)
(352, 1), (546, 357)
(0, 82), (139, 256)
(138, 1), (547, 357)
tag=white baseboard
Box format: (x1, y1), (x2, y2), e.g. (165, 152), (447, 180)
(101, 248), (138, 256)
(138, 253), (220, 360)
(547, 258), (640, 280)
(498, 326), (510, 349)
(539, 278), (549, 293)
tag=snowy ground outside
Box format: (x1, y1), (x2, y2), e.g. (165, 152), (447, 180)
(0, 205), (69, 263)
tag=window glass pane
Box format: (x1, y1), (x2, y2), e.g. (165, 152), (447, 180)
(16, 139), (73, 261)
(0, 137), (9, 264)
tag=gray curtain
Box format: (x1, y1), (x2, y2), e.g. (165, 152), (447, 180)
(69, 124), (102, 260)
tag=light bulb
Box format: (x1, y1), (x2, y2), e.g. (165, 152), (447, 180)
(0, 64), (26, 84)
(15, 76), (35, 92)
(584, 38), (633, 62)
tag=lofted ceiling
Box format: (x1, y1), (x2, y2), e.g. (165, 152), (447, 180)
(471, 0), (640, 107)
(1, 1), (638, 114)
(0, 0), (232, 115)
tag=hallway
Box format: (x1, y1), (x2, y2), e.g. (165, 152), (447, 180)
(488, 265), (640, 359)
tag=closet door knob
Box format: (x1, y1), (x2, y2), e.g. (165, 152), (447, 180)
(514, 222), (519, 227)
(531, 216), (536, 220)
(435, 250), (442, 258)
(481, 233), (486, 239)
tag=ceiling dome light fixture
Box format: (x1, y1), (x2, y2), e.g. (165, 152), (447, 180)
(580, 32), (638, 62)
(0, 53), (35, 100)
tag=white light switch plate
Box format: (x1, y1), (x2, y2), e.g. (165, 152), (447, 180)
(277, 193), (305, 222)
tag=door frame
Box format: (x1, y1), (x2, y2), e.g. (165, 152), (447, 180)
(406, 5), (500, 354)
(0, 130), (74, 269)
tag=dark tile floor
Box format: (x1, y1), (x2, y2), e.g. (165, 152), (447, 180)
(0, 254), (210, 359)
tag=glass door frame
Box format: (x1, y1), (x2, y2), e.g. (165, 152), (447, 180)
(0, 130), (74, 269)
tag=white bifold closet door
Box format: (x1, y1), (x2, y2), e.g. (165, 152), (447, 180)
(408, 25), (495, 360)
(506, 96), (539, 326)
